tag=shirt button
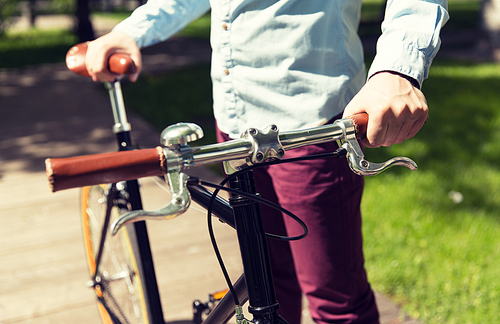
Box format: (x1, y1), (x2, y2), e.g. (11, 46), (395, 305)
(222, 23), (228, 30)
(224, 69), (230, 75)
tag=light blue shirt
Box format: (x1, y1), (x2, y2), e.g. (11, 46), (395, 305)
(115, 0), (449, 139)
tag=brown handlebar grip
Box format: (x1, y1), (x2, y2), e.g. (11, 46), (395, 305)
(46, 147), (166, 192)
(66, 42), (137, 78)
(347, 113), (368, 139)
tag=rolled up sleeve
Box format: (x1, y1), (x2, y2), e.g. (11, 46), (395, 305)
(367, 0), (449, 87)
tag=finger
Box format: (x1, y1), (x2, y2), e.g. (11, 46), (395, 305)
(394, 120), (414, 144)
(128, 54), (142, 82)
(410, 90), (428, 135)
(407, 116), (427, 139)
(364, 115), (388, 148)
(360, 137), (379, 148)
(381, 117), (405, 147)
(86, 52), (109, 81)
(129, 72), (139, 82)
(86, 42), (120, 82)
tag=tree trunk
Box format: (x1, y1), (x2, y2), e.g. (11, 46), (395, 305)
(28, 0), (37, 27)
(76, 0), (95, 42)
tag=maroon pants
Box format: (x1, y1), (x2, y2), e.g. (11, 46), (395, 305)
(217, 127), (379, 324)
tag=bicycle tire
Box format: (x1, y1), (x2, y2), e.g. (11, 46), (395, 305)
(81, 184), (152, 324)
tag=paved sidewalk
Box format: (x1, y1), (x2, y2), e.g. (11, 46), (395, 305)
(0, 15), (421, 324)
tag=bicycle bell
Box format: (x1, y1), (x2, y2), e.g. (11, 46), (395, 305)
(161, 122), (204, 146)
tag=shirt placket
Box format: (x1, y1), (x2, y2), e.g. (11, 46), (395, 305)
(219, 0), (238, 134)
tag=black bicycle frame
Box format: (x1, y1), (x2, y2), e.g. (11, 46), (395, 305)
(229, 170), (287, 324)
(188, 170), (287, 324)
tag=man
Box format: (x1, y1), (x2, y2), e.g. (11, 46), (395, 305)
(85, 1), (449, 322)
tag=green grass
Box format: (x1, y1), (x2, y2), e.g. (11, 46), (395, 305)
(361, 60), (500, 324)
(0, 29), (77, 68)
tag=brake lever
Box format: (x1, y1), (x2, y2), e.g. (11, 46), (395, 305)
(110, 171), (191, 235)
(335, 118), (418, 176)
(110, 123), (204, 234)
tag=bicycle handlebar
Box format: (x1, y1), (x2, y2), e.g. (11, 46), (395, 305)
(66, 42), (136, 78)
(45, 114), (418, 233)
(45, 113), (417, 193)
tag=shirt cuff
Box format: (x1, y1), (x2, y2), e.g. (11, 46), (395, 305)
(367, 38), (428, 88)
(369, 70), (421, 89)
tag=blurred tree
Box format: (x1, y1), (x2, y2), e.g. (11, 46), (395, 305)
(28, 0), (37, 27)
(0, 0), (17, 37)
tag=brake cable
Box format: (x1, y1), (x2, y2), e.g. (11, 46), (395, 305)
(197, 147), (347, 307)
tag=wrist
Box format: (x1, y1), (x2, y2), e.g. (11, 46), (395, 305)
(370, 71), (420, 89)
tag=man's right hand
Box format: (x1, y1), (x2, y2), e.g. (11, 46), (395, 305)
(343, 71), (428, 148)
(85, 30), (142, 83)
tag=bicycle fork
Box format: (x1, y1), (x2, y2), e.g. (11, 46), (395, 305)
(229, 170), (288, 324)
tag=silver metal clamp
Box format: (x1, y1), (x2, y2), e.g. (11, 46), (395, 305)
(242, 124), (285, 164)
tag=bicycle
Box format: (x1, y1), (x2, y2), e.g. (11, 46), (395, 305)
(45, 42), (417, 324)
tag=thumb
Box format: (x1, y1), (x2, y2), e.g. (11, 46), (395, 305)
(129, 72), (139, 83)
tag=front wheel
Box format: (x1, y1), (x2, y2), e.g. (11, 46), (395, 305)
(81, 184), (151, 324)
